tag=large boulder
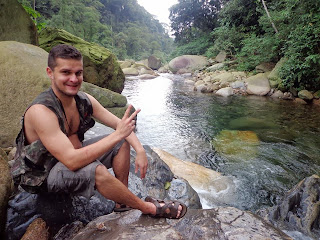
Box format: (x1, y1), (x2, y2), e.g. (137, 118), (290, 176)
(148, 55), (161, 70)
(169, 55), (208, 74)
(66, 208), (290, 239)
(246, 73), (271, 96)
(259, 175), (320, 240)
(268, 58), (288, 89)
(212, 72), (236, 84)
(122, 67), (139, 76)
(216, 87), (234, 97)
(39, 27), (125, 93)
(0, 41), (127, 147)
(215, 51), (227, 63)
(0, 0), (38, 45)
(298, 90), (314, 101)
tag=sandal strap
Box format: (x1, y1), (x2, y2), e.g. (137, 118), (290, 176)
(146, 196), (183, 218)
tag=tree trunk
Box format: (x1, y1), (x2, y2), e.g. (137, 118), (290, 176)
(261, 0), (278, 34)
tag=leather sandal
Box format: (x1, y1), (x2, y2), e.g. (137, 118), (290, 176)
(145, 196), (187, 219)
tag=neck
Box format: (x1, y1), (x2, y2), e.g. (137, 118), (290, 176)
(51, 86), (76, 106)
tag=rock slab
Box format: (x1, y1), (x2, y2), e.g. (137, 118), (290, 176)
(70, 208), (291, 240)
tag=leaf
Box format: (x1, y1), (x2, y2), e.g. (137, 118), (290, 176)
(164, 181), (171, 190)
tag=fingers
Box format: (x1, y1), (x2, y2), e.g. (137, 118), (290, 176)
(122, 105), (141, 121)
(135, 162), (147, 179)
(122, 104), (132, 119)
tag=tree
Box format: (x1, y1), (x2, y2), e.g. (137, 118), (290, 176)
(169, 0), (223, 43)
(260, 0), (278, 34)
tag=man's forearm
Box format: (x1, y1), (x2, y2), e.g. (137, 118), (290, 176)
(64, 131), (123, 171)
(125, 132), (145, 153)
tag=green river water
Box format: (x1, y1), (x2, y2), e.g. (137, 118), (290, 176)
(121, 73), (320, 212)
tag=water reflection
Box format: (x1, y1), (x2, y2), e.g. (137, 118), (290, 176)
(122, 74), (320, 211)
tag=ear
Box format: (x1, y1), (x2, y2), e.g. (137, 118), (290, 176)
(46, 67), (53, 79)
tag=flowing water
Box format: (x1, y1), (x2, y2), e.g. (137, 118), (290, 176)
(121, 73), (320, 212)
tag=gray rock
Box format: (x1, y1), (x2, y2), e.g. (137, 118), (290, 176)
(216, 87), (233, 97)
(148, 56), (161, 70)
(122, 67), (139, 76)
(268, 58), (288, 89)
(258, 175), (320, 240)
(139, 74), (157, 80)
(5, 191), (115, 240)
(246, 73), (271, 96)
(215, 51), (227, 63)
(271, 90), (284, 99)
(213, 72), (235, 84)
(0, 0), (38, 45)
(70, 208), (290, 240)
(298, 90), (314, 100)
(255, 62), (276, 73)
(230, 80), (245, 89)
(207, 63), (225, 72)
(169, 55), (208, 74)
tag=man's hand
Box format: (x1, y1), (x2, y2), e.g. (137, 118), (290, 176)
(135, 150), (148, 179)
(116, 105), (140, 139)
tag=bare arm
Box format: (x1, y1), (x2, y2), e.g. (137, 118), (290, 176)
(25, 103), (138, 171)
(87, 94), (148, 178)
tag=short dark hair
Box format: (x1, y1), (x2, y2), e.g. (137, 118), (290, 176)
(48, 44), (82, 69)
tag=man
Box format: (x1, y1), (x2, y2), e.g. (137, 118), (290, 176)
(11, 44), (187, 219)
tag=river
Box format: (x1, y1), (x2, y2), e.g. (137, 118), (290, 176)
(89, 73), (320, 212)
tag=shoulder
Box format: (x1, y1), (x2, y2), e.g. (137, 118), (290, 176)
(25, 104), (58, 122)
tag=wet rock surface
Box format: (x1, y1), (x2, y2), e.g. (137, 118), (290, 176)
(258, 175), (320, 240)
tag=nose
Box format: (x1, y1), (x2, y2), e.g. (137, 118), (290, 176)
(69, 73), (78, 82)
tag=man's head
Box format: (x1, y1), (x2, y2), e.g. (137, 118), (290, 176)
(47, 44), (84, 97)
(48, 44), (82, 70)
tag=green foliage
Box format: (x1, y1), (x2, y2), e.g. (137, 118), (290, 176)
(170, 35), (211, 59)
(18, 0), (174, 61)
(19, 1), (47, 31)
(169, 0), (222, 43)
(236, 33), (281, 71)
(279, 21), (320, 90)
(205, 25), (245, 58)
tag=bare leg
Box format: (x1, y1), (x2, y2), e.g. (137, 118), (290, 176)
(112, 140), (130, 187)
(95, 164), (155, 214)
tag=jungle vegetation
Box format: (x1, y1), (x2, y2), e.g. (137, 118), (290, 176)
(19, 0), (320, 91)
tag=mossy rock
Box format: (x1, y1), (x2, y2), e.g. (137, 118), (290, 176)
(81, 82), (127, 108)
(268, 58), (288, 89)
(39, 27), (125, 93)
(212, 130), (260, 160)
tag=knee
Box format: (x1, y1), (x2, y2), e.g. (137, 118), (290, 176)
(120, 140), (130, 152)
(95, 165), (113, 187)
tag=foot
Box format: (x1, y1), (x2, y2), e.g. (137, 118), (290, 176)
(143, 196), (187, 219)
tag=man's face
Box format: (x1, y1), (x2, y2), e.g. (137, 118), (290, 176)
(47, 57), (83, 97)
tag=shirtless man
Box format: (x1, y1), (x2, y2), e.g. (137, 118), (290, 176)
(11, 44), (187, 219)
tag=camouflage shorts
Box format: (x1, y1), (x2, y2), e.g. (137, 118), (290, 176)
(47, 134), (125, 199)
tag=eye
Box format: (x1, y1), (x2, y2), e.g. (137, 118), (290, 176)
(76, 71), (83, 77)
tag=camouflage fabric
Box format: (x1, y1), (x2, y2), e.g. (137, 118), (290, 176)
(11, 88), (95, 193)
